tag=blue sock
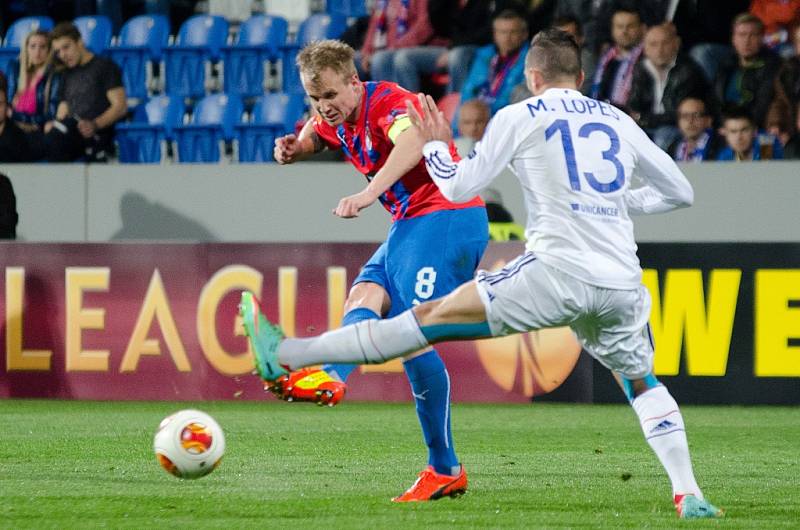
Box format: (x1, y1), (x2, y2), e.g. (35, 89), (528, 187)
(322, 307), (380, 382)
(403, 350), (459, 476)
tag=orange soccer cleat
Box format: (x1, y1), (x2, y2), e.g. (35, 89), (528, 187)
(392, 465), (468, 502)
(265, 368), (347, 407)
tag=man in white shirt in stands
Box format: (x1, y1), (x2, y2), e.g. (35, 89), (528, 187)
(239, 28), (724, 519)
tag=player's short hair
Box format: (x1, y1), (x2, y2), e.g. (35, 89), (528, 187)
(51, 22), (82, 43)
(296, 39), (357, 85)
(525, 28), (582, 82)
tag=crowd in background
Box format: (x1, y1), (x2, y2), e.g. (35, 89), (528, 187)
(1, 0), (800, 163)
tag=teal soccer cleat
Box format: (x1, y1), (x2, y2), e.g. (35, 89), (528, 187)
(239, 291), (289, 381)
(676, 494), (724, 519)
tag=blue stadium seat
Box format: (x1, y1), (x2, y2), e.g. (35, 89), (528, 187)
(74, 16), (113, 54)
(2, 16), (54, 47)
(0, 17), (54, 88)
(222, 15), (288, 98)
(236, 92), (306, 162)
(164, 15), (229, 98)
(109, 15), (170, 100)
(173, 93), (243, 162)
(282, 14), (348, 94)
(117, 95), (186, 163)
(326, 0), (368, 18)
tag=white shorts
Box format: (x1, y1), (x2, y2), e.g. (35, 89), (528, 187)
(475, 252), (654, 379)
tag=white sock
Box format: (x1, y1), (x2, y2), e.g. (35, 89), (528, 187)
(631, 385), (702, 500)
(277, 310), (428, 370)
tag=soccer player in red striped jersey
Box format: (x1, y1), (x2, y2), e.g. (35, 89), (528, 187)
(266, 40), (488, 501)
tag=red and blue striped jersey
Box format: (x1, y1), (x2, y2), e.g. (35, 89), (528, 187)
(314, 81), (484, 221)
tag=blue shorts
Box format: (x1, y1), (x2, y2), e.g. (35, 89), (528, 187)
(355, 207), (489, 317)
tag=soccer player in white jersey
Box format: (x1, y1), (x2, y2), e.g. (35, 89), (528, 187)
(240, 28), (723, 518)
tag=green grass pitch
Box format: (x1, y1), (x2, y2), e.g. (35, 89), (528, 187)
(1, 399), (798, 528)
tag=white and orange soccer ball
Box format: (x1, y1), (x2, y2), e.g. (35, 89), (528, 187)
(153, 409), (225, 479)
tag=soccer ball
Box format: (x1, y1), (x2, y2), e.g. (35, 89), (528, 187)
(153, 409), (225, 479)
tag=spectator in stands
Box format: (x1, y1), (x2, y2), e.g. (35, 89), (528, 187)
(453, 98), (489, 156)
(628, 24), (711, 150)
(358, 0), (446, 85)
(773, 25), (800, 116)
(765, 99), (794, 147)
(783, 105), (800, 158)
(0, 86), (37, 163)
(679, 1), (749, 83)
(717, 106), (783, 160)
(715, 13), (782, 130)
(398, 0), (495, 95)
(510, 15), (585, 103)
(750, 0), (800, 56)
(10, 30), (62, 160)
(590, 5), (645, 108)
(458, 9), (529, 127)
(552, 0), (617, 90)
(44, 22), (126, 162)
(667, 96), (725, 162)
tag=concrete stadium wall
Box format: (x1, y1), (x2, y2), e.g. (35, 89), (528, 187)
(2, 161), (798, 242)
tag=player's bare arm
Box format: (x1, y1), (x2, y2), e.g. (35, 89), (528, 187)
(333, 126), (426, 218)
(273, 119), (324, 164)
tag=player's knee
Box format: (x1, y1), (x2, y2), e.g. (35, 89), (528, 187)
(412, 299), (442, 326)
(344, 282), (389, 315)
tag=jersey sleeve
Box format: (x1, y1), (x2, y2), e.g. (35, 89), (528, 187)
(421, 106), (517, 203)
(625, 116), (694, 214)
(311, 116), (341, 150)
(373, 88), (417, 142)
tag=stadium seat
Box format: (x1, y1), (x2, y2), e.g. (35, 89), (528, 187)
(74, 16), (113, 55)
(436, 92), (461, 123)
(221, 15), (288, 98)
(173, 93), (243, 163)
(261, 0), (312, 24)
(164, 15), (229, 99)
(116, 95), (186, 163)
(109, 15), (170, 100)
(2, 16), (54, 47)
(0, 17), (54, 88)
(326, 0), (368, 18)
(236, 92), (306, 162)
(282, 14), (348, 94)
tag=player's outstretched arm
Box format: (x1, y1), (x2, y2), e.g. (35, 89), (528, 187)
(273, 119), (325, 164)
(333, 121), (426, 218)
(409, 93), (514, 203)
(626, 120), (694, 214)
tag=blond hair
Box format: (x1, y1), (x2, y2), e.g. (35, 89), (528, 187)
(18, 29), (51, 94)
(296, 40), (357, 86)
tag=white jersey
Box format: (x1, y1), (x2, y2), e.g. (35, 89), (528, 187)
(422, 87), (693, 290)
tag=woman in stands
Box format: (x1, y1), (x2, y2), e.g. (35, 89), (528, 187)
(10, 29), (62, 159)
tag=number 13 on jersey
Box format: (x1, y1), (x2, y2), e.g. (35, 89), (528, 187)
(545, 119), (625, 193)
